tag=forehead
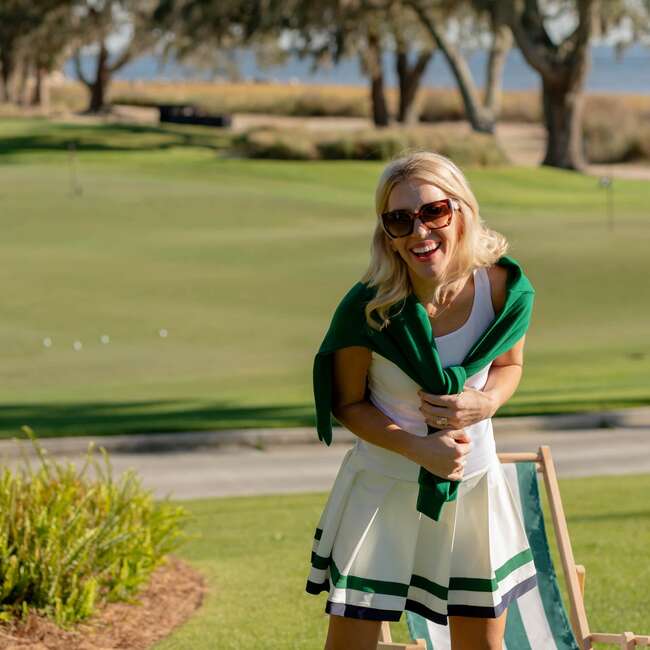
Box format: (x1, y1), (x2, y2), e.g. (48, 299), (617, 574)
(387, 178), (447, 211)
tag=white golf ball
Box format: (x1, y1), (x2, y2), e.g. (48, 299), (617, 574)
(159, 328), (168, 338)
(73, 341), (83, 351)
(43, 337), (52, 348)
(100, 335), (110, 344)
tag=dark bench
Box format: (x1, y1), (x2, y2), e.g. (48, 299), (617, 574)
(158, 104), (232, 127)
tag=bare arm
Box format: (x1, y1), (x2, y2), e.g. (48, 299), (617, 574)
(332, 346), (471, 480)
(482, 335), (525, 416)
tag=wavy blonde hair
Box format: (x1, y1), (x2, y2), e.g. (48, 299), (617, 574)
(361, 151), (509, 331)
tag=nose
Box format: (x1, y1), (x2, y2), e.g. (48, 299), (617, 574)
(414, 217), (431, 236)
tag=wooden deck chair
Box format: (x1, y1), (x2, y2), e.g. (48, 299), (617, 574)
(378, 446), (650, 650)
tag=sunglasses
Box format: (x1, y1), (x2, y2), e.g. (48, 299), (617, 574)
(381, 198), (460, 239)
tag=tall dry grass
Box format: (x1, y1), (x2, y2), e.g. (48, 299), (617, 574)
(41, 79), (650, 163)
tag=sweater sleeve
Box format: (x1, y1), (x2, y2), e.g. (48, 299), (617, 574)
(313, 282), (374, 445)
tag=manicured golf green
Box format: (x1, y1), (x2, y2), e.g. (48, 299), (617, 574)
(153, 474), (650, 649)
(1, 118), (649, 438)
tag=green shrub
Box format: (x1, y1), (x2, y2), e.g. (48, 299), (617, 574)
(234, 125), (508, 166)
(317, 130), (408, 160)
(234, 127), (318, 159)
(0, 426), (191, 628)
(440, 134), (508, 167)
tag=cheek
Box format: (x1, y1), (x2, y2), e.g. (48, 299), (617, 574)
(445, 224), (462, 250)
(395, 243), (410, 260)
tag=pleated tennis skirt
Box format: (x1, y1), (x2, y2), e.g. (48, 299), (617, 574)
(305, 443), (538, 625)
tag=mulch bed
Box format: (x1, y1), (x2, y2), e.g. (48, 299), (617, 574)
(0, 555), (207, 650)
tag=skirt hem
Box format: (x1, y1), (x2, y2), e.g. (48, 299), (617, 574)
(325, 600), (402, 622)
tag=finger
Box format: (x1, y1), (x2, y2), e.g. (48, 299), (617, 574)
(417, 391), (450, 407)
(435, 393), (463, 405)
(419, 404), (454, 418)
(455, 442), (472, 456)
(426, 418), (461, 432)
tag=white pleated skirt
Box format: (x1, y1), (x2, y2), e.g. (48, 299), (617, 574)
(305, 443), (538, 625)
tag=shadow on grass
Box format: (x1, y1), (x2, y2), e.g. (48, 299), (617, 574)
(0, 121), (232, 155)
(0, 396), (648, 443)
(0, 399), (316, 440)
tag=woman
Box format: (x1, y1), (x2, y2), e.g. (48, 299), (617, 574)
(306, 152), (536, 650)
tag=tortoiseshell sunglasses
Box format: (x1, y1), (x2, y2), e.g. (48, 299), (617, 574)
(381, 198), (460, 239)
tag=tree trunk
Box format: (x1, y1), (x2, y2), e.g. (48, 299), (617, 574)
(0, 51), (15, 103)
(498, 0), (596, 170)
(484, 22), (511, 116)
(31, 67), (49, 108)
(396, 50), (432, 125)
(541, 78), (586, 170)
(366, 28), (390, 128)
(407, 1), (494, 133)
(87, 43), (111, 113)
(16, 58), (30, 106)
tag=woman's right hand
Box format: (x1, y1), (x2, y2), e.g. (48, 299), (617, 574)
(405, 428), (472, 481)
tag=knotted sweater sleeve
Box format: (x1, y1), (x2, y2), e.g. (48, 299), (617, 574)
(313, 282), (375, 445)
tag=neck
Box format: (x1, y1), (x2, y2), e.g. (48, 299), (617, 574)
(409, 271), (468, 307)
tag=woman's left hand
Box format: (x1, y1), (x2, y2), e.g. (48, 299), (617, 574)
(418, 388), (497, 430)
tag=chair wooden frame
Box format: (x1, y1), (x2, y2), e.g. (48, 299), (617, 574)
(377, 446), (650, 650)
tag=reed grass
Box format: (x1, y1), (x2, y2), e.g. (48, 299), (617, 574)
(45, 79), (648, 128)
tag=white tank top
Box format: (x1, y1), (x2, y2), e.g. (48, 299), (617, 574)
(355, 266), (497, 479)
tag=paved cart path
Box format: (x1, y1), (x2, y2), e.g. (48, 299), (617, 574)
(2, 426), (648, 500)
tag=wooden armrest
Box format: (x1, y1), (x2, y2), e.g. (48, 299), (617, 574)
(576, 564), (585, 597)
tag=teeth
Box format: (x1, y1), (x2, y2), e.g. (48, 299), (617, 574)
(412, 244), (439, 254)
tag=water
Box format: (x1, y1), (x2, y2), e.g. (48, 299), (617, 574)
(65, 44), (649, 94)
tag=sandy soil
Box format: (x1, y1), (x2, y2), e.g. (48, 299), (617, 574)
(0, 555), (207, 650)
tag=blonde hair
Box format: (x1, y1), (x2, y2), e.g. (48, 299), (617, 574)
(361, 151), (509, 331)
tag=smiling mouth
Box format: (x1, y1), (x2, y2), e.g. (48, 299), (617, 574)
(410, 242), (441, 261)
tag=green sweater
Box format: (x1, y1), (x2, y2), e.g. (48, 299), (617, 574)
(313, 255), (535, 520)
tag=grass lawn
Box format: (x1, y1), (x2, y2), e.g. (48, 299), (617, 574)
(153, 473), (650, 650)
(1, 117), (649, 438)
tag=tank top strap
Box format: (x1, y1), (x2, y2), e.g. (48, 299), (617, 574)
(474, 266), (495, 320)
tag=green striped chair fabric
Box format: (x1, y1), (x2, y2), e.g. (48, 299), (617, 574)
(406, 461), (580, 650)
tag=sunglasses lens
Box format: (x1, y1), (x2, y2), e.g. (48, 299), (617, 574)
(383, 211), (412, 238)
(421, 201), (452, 228)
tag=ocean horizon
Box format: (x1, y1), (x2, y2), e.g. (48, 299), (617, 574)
(65, 44), (650, 95)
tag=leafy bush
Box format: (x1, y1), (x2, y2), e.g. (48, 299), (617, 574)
(235, 125), (508, 166)
(0, 426), (191, 628)
(234, 127), (318, 159)
(317, 131), (408, 160)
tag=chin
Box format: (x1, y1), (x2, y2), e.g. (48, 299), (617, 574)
(410, 264), (442, 281)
